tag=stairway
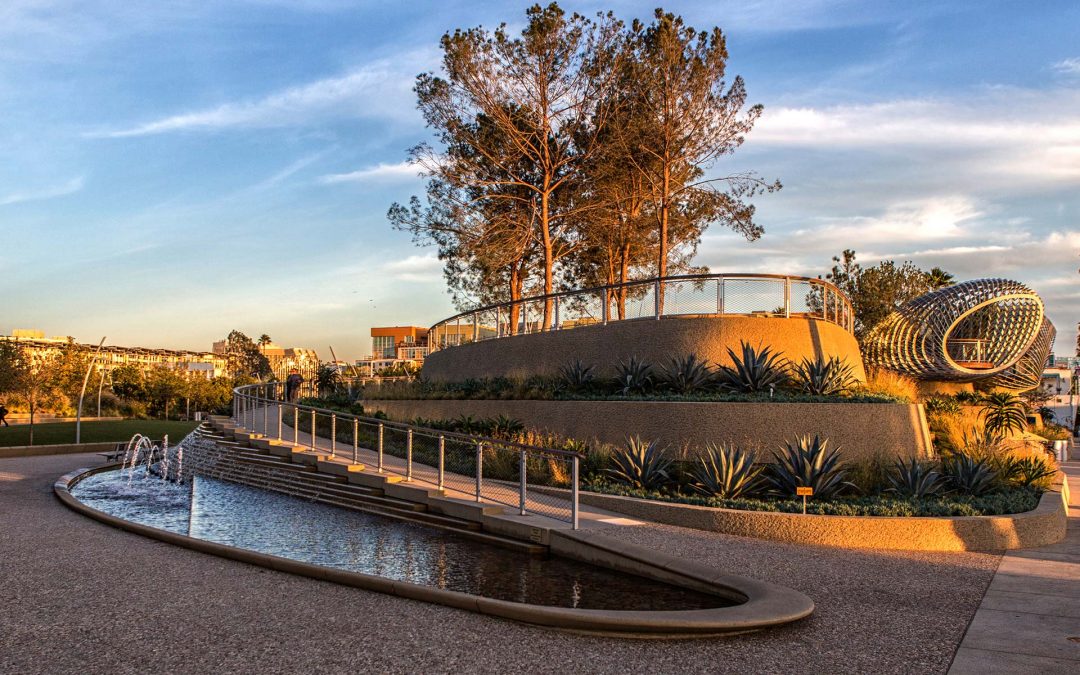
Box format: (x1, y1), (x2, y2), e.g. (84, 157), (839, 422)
(185, 423), (545, 555)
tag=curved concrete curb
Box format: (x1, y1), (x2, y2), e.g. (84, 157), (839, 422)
(55, 466), (814, 637)
(534, 478), (1070, 552)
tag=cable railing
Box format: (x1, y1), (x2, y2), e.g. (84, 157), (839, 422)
(230, 382), (582, 528)
(427, 272), (854, 353)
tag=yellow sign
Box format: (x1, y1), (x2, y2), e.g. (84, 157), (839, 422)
(796, 487), (814, 496)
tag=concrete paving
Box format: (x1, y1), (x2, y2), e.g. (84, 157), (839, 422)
(3, 451), (1002, 674)
(949, 460), (1080, 674)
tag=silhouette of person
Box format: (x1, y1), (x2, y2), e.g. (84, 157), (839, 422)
(285, 369), (303, 402)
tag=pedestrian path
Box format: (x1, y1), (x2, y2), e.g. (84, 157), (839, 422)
(238, 404), (641, 531)
(949, 461), (1080, 673)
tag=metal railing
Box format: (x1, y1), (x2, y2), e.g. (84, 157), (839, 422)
(230, 382), (582, 528)
(427, 272), (854, 353)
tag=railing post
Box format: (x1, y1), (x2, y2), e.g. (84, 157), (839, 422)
(475, 441), (483, 502)
(601, 290), (609, 325)
(823, 286), (830, 322)
(352, 418), (359, 464)
(406, 429), (413, 481)
(293, 406), (299, 445)
(496, 306), (502, 338)
(784, 277), (791, 318)
(654, 279), (661, 319)
(438, 435), (445, 490)
(262, 397), (268, 436)
(276, 402), (282, 441)
(377, 423), (384, 473)
(519, 449), (527, 516)
(310, 410), (316, 450)
(553, 295), (560, 330)
(472, 313), (478, 343)
(330, 413), (337, 458)
(522, 303), (528, 334)
(571, 455), (580, 530)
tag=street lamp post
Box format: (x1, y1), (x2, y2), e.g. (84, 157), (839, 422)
(75, 337), (106, 445)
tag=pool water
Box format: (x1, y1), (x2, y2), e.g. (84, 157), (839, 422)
(72, 470), (733, 611)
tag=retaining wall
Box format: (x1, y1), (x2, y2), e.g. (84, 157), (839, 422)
(0, 442), (118, 459)
(362, 399), (934, 463)
(534, 475), (1071, 552)
(422, 315), (866, 383)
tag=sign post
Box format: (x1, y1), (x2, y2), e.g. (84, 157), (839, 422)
(796, 486), (813, 515)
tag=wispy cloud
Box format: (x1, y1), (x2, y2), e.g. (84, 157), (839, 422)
(0, 176), (84, 206)
(1052, 57), (1080, 75)
(380, 253), (441, 282)
(86, 57), (428, 138)
(318, 161), (416, 184)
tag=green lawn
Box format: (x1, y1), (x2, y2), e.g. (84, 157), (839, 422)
(0, 420), (200, 447)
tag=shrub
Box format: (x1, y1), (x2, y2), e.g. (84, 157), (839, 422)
(605, 436), (672, 490)
(886, 458), (946, 499)
(765, 434), (853, 499)
(613, 357), (655, 396)
(659, 353), (714, 394)
(716, 342), (788, 394)
(1012, 456), (1056, 490)
(790, 355), (855, 396)
(559, 360), (595, 393)
(943, 454), (997, 496)
(689, 443), (763, 499)
(955, 390), (982, 405)
(855, 368), (918, 402)
(923, 396), (962, 416)
(980, 392), (1028, 436)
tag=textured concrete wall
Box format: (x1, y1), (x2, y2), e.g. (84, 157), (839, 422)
(422, 315), (866, 383)
(362, 399), (934, 463)
(532, 477), (1069, 552)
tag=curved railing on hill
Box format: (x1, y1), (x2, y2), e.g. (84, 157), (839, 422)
(428, 273), (854, 353)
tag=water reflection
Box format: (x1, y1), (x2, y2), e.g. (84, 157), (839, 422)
(72, 470), (730, 611)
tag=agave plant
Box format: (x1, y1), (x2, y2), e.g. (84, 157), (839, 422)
(943, 454), (997, 496)
(660, 353), (715, 394)
(690, 443), (763, 499)
(885, 458), (945, 499)
(980, 392), (1028, 436)
(559, 360), (595, 392)
(790, 355), (855, 396)
(613, 356), (655, 396)
(490, 415), (525, 439)
(716, 341), (788, 394)
(765, 434), (853, 499)
(1012, 456), (1057, 489)
(605, 436), (672, 490)
(923, 396), (962, 416)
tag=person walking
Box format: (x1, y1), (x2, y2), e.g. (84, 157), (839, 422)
(0, 402), (9, 427)
(285, 369), (303, 402)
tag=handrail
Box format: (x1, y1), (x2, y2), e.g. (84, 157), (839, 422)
(229, 382), (582, 527)
(427, 272), (854, 353)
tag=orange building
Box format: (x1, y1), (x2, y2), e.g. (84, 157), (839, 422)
(370, 326), (429, 359)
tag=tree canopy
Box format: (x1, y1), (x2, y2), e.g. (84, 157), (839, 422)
(391, 3), (776, 326)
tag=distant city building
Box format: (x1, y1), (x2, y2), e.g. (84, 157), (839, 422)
(355, 326), (430, 376)
(2, 329), (227, 379)
(211, 340), (320, 381)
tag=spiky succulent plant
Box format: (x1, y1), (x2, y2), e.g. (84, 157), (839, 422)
(885, 458), (945, 499)
(605, 436), (672, 490)
(790, 355), (855, 396)
(765, 434), (853, 499)
(716, 341), (788, 394)
(690, 443), (763, 499)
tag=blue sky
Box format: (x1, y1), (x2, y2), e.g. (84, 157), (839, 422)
(1, 0), (1077, 360)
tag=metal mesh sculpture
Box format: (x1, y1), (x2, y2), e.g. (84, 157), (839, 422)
(863, 279), (1053, 390)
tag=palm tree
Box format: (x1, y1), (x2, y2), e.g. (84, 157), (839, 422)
(926, 267), (955, 290)
(257, 334), (272, 354)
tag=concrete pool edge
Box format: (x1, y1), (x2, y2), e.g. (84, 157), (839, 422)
(55, 465), (814, 637)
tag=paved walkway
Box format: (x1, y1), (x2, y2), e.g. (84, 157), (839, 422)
(949, 460), (1080, 673)
(240, 405), (639, 530)
(2, 451), (1003, 673)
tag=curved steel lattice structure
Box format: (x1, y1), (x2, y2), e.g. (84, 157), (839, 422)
(428, 273), (854, 353)
(864, 278), (1054, 390)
